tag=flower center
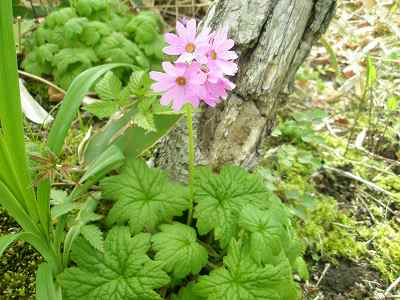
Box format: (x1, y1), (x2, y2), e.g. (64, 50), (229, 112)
(185, 43), (196, 53)
(210, 51), (217, 60)
(176, 76), (187, 86)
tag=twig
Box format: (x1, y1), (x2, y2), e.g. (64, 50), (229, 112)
(18, 70), (66, 94)
(324, 166), (397, 199)
(385, 276), (400, 297)
(316, 263), (331, 287)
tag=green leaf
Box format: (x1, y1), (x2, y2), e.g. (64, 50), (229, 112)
(62, 197), (103, 267)
(81, 224), (104, 252)
(84, 110), (181, 163)
(294, 257), (309, 281)
(95, 71), (122, 101)
(152, 223), (208, 279)
(239, 205), (289, 264)
(50, 189), (80, 220)
(64, 18), (88, 40)
(0, 1), (40, 227)
(0, 233), (22, 257)
(366, 56), (377, 89)
(133, 110), (156, 132)
(80, 145), (125, 183)
(62, 226), (170, 300)
(387, 96), (398, 112)
(101, 159), (189, 233)
(194, 241), (300, 300)
(128, 70), (147, 95)
(194, 166), (275, 248)
(171, 283), (206, 300)
(48, 63), (133, 156)
(0, 180), (40, 236)
(84, 101), (120, 119)
(36, 262), (62, 300)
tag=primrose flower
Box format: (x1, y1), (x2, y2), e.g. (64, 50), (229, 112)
(150, 62), (205, 111)
(200, 69), (236, 107)
(151, 19), (238, 110)
(164, 19), (210, 63)
(207, 28), (238, 76)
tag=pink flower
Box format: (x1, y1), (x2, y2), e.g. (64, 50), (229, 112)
(207, 28), (238, 76)
(151, 20), (238, 111)
(164, 19), (210, 63)
(150, 62), (206, 111)
(199, 69), (236, 107)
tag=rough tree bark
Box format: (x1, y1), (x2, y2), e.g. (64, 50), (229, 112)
(156, 0), (336, 179)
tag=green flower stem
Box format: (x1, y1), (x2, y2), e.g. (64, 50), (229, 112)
(186, 104), (195, 225)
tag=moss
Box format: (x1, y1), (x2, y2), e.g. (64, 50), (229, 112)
(297, 198), (367, 262)
(359, 222), (400, 282)
(0, 208), (42, 299)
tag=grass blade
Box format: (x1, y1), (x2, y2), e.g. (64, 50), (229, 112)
(48, 63), (133, 156)
(36, 262), (62, 300)
(80, 145), (125, 183)
(0, 0), (38, 223)
(0, 233), (24, 257)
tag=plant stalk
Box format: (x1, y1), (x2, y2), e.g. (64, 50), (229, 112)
(186, 104), (195, 225)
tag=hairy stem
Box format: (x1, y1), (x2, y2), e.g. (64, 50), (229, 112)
(186, 104), (195, 225)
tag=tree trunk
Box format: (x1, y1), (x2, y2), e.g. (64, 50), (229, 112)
(156, 0), (336, 179)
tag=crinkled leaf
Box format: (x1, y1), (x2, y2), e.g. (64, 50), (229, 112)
(62, 226), (170, 300)
(152, 223), (208, 279)
(194, 166), (275, 248)
(101, 159), (189, 233)
(133, 110), (156, 132)
(194, 241), (300, 300)
(239, 205), (289, 264)
(95, 71), (122, 101)
(80, 224), (104, 252)
(171, 283), (205, 300)
(84, 101), (120, 119)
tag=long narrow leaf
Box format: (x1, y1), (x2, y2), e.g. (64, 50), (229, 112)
(48, 63), (133, 156)
(37, 64), (133, 226)
(36, 262), (62, 300)
(84, 112), (181, 163)
(18, 232), (59, 273)
(0, 180), (41, 236)
(0, 232), (24, 257)
(0, 0), (38, 223)
(80, 145), (125, 183)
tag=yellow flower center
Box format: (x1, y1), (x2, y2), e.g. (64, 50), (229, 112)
(176, 76), (187, 86)
(185, 43), (196, 53)
(210, 51), (218, 60)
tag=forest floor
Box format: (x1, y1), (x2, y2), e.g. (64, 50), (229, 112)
(1, 0), (399, 299)
(286, 1), (400, 299)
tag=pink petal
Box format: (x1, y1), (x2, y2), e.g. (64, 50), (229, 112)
(150, 71), (166, 81)
(216, 59), (238, 76)
(186, 19), (197, 41)
(176, 21), (188, 42)
(218, 50), (238, 60)
(173, 63), (188, 77)
(223, 78), (236, 90)
(160, 93), (172, 105)
(163, 46), (185, 55)
(164, 33), (184, 46)
(151, 78), (175, 92)
(197, 27), (211, 43)
(213, 28), (229, 48)
(162, 62), (177, 76)
(177, 52), (195, 63)
(216, 39), (235, 52)
(172, 87), (187, 111)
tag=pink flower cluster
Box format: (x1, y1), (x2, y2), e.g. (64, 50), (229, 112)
(150, 19), (238, 111)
